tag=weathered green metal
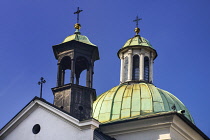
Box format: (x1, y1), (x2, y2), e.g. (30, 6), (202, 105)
(63, 30), (96, 46)
(117, 35), (158, 60)
(93, 83), (194, 124)
(122, 35), (153, 48)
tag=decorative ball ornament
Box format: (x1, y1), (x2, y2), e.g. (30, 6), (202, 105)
(74, 23), (81, 29)
(134, 27), (140, 34)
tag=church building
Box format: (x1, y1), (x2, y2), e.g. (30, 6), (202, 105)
(0, 9), (209, 140)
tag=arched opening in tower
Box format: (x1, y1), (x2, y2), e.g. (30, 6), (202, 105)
(144, 56), (150, 82)
(75, 56), (89, 86)
(132, 55), (140, 80)
(59, 56), (72, 85)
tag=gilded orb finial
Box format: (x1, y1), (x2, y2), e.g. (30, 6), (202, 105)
(73, 7), (83, 33)
(74, 23), (81, 29)
(134, 27), (140, 35)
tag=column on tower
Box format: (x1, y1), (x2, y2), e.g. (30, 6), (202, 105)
(127, 49), (133, 81)
(57, 64), (62, 86)
(86, 64), (90, 88)
(140, 53), (145, 81)
(76, 73), (79, 85)
(89, 61), (94, 88)
(70, 58), (75, 84)
(86, 63), (92, 87)
(61, 69), (65, 85)
(120, 54), (124, 83)
(149, 52), (154, 83)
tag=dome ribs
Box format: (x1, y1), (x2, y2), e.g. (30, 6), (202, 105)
(93, 83), (194, 123)
(131, 84), (141, 116)
(110, 84), (126, 121)
(140, 83), (153, 115)
(120, 85), (131, 119)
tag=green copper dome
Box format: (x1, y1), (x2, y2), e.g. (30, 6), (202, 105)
(122, 35), (153, 48)
(93, 83), (194, 124)
(63, 30), (96, 46)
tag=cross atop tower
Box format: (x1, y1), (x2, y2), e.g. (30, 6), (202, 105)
(74, 7), (83, 23)
(133, 15), (142, 28)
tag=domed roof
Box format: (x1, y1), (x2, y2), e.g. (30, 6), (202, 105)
(63, 30), (96, 46)
(93, 83), (194, 124)
(122, 35), (153, 49)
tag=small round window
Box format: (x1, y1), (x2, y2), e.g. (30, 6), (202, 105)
(79, 106), (83, 111)
(32, 124), (41, 134)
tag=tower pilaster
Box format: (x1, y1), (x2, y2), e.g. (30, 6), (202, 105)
(140, 53), (145, 81)
(120, 54), (124, 83)
(128, 49), (133, 81)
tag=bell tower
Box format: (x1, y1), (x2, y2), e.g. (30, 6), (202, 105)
(117, 16), (157, 84)
(52, 8), (99, 121)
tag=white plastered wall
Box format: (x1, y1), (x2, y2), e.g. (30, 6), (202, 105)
(3, 106), (96, 140)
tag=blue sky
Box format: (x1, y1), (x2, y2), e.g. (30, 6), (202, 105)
(0, 0), (209, 137)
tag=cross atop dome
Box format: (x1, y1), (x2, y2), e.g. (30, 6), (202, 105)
(133, 15), (142, 35)
(133, 15), (142, 28)
(74, 7), (83, 24)
(74, 7), (83, 30)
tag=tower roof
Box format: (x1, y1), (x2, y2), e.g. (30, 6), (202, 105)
(93, 83), (194, 124)
(62, 30), (96, 46)
(117, 34), (157, 60)
(122, 35), (153, 49)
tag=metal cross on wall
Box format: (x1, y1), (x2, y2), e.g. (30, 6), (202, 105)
(38, 77), (46, 98)
(74, 7), (83, 23)
(133, 15), (142, 28)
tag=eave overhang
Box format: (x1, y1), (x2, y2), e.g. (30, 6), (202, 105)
(117, 45), (158, 60)
(99, 111), (209, 140)
(52, 40), (100, 61)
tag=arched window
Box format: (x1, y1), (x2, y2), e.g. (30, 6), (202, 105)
(75, 56), (88, 86)
(132, 55), (139, 80)
(144, 56), (150, 82)
(59, 56), (71, 86)
(124, 57), (128, 81)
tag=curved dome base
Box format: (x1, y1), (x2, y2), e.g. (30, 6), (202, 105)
(93, 83), (194, 124)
